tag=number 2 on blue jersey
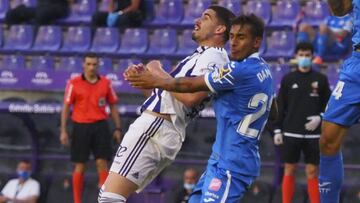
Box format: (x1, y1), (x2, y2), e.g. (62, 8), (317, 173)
(237, 93), (273, 138)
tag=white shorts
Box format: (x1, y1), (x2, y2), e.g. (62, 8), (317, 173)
(110, 113), (182, 192)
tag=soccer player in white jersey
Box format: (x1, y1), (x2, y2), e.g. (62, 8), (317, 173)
(98, 6), (235, 203)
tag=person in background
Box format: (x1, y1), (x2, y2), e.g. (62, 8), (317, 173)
(92, 0), (146, 28)
(297, 14), (352, 65)
(0, 160), (40, 203)
(273, 42), (331, 203)
(5, 0), (70, 26)
(60, 53), (122, 203)
(174, 168), (199, 203)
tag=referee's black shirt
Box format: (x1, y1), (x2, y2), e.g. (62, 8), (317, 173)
(274, 68), (331, 135)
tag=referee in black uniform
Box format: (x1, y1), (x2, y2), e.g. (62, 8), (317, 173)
(273, 42), (331, 203)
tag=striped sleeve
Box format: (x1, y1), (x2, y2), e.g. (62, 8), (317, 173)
(191, 48), (229, 76)
(107, 80), (118, 104)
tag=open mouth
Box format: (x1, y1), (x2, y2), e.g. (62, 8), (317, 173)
(194, 24), (200, 31)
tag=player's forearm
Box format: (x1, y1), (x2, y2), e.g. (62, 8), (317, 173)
(158, 76), (209, 93)
(60, 104), (70, 133)
(327, 0), (352, 16)
(110, 104), (122, 129)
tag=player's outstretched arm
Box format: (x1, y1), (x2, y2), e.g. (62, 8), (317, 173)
(125, 68), (209, 93)
(328, 0), (352, 16)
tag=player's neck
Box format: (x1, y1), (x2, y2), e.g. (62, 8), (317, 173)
(198, 39), (224, 48)
(84, 73), (99, 83)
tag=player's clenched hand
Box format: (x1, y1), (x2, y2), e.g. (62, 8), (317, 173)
(146, 60), (171, 79)
(125, 68), (161, 89)
(60, 131), (69, 146)
(123, 64), (144, 78)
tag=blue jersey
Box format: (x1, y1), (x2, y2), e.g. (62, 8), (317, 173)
(204, 53), (274, 177)
(325, 14), (352, 33)
(352, 0), (360, 47)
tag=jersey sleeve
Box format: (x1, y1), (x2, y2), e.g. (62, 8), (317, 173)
(273, 75), (289, 132)
(64, 80), (75, 105)
(191, 49), (229, 76)
(106, 81), (118, 105)
(204, 61), (242, 93)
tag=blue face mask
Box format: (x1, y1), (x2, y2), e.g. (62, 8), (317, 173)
(17, 170), (30, 180)
(184, 183), (195, 190)
(297, 57), (312, 68)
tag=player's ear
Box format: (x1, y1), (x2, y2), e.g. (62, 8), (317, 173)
(253, 37), (262, 49)
(215, 25), (226, 36)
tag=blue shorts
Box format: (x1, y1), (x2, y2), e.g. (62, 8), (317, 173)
(188, 163), (255, 203)
(323, 51), (360, 126)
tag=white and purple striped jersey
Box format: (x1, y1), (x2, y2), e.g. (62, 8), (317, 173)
(141, 46), (229, 141)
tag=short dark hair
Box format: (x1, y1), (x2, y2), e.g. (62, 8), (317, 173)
(231, 14), (264, 38)
(295, 42), (314, 54)
(208, 5), (236, 42)
(83, 52), (99, 61)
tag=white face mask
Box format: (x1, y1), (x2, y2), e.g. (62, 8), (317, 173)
(184, 183), (195, 190)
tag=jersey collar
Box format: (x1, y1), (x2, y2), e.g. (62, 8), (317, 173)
(248, 52), (260, 59)
(195, 46), (224, 54)
(81, 74), (101, 84)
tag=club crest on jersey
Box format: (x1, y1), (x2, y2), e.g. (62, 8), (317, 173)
(212, 66), (232, 82)
(98, 97), (106, 107)
(208, 178), (222, 191)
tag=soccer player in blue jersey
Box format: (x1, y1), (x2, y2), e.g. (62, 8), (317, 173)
(126, 14), (275, 203)
(315, 1), (360, 203)
(297, 13), (352, 65)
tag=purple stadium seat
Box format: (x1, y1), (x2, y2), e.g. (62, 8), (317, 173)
(1, 55), (26, 70)
(218, 0), (242, 15)
(58, 56), (82, 72)
(270, 64), (290, 92)
(61, 26), (91, 54)
(244, 0), (271, 25)
(0, 0), (9, 21)
(91, 27), (120, 54)
(32, 26), (62, 52)
(160, 59), (172, 72)
(270, 0), (300, 28)
(3, 25), (33, 51)
(146, 28), (177, 58)
(182, 0), (212, 26)
(176, 29), (197, 57)
(151, 0), (184, 26)
(58, 0), (96, 24)
(99, 57), (113, 73)
(264, 31), (295, 59)
(30, 55), (55, 70)
(118, 28), (148, 57)
(12, 0), (36, 7)
(0, 25), (3, 47)
(303, 0), (330, 26)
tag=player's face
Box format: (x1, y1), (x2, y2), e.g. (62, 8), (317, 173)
(192, 9), (219, 43)
(229, 24), (261, 60)
(83, 57), (99, 77)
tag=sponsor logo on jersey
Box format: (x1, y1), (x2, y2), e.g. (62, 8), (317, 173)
(208, 178), (222, 191)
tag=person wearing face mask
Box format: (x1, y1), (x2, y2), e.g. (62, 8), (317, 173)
(0, 160), (40, 203)
(273, 42), (331, 203)
(174, 168), (199, 203)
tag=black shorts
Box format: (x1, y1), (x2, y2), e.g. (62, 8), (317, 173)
(282, 136), (320, 165)
(70, 120), (112, 163)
